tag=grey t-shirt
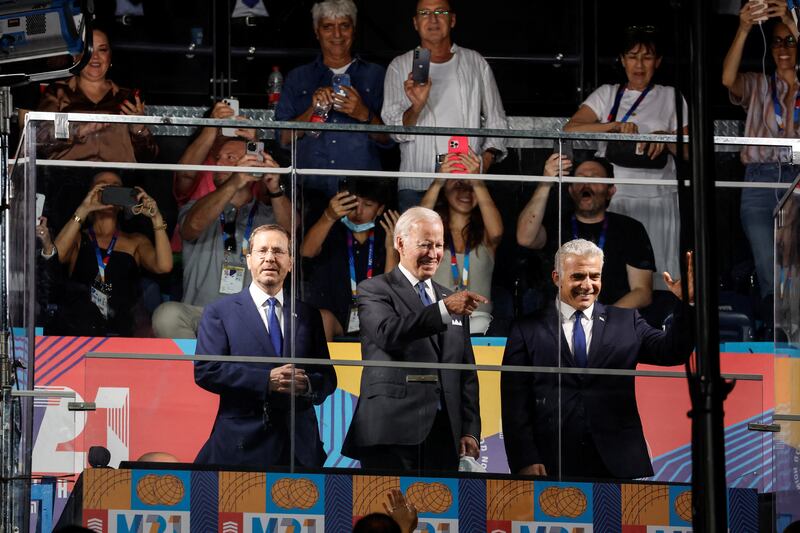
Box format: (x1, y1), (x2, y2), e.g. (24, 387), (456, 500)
(180, 199), (276, 307)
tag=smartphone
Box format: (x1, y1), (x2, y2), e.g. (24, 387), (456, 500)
(36, 193), (45, 220)
(338, 177), (350, 194)
(132, 88), (141, 101)
(332, 73), (350, 97)
(447, 136), (470, 173)
(101, 186), (138, 208)
(412, 47), (431, 85)
(221, 97), (239, 137)
(552, 139), (574, 161)
(246, 141), (264, 162)
(749, 0), (768, 23)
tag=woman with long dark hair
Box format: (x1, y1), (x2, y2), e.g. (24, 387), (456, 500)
(420, 151), (503, 334)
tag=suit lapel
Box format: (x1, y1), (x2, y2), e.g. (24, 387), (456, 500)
(545, 304), (574, 367)
(235, 291), (278, 358)
(587, 303), (607, 368)
(387, 268), (441, 356)
(282, 299), (296, 357)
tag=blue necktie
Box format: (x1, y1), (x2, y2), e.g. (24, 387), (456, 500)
(573, 311), (588, 368)
(417, 281), (433, 306)
(267, 298), (283, 356)
(242, 0), (260, 8)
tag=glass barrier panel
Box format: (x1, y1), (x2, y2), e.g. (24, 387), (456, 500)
(774, 419), (800, 531)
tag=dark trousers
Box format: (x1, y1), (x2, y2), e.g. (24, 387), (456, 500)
(559, 431), (614, 479)
(359, 408), (458, 474)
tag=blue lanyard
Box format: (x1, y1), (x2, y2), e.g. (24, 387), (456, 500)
(607, 83), (653, 123)
(219, 203), (258, 256)
(770, 72), (800, 134)
(571, 215), (609, 250)
(88, 227), (119, 283)
(347, 230), (374, 300)
(447, 236), (470, 290)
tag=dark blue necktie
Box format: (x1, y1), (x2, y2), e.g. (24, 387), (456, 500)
(242, 0), (260, 8)
(573, 311), (588, 368)
(267, 298), (283, 356)
(417, 281), (433, 306)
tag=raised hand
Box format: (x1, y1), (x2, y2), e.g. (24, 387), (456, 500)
(443, 290), (489, 316)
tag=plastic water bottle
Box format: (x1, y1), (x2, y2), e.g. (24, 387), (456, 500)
(267, 66), (283, 110)
(308, 101), (331, 138)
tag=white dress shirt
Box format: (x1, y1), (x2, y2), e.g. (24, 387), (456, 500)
(249, 283), (285, 337)
(558, 300), (595, 360)
(398, 264), (451, 324)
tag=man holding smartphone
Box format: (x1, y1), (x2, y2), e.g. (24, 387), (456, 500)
(275, 0), (391, 219)
(382, 0), (509, 211)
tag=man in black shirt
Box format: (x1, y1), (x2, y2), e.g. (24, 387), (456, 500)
(516, 154), (656, 309)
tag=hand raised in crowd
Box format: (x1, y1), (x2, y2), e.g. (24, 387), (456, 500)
(663, 250), (695, 304)
(542, 152), (573, 177)
(132, 187), (162, 220)
(379, 209), (400, 248)
(383, 489), (418, 533)
(333, 85), (372, 123)
(324, 191), (358, 220)
(74, 182), (114, 219)
(269, 364), (309, 394)
(212, 100), (257, 140)
(459, 435), (480, 459)
(36, 216), (54, 253)
(120, 92), (147, 135)
(443, 290), (489, 316)
(233, 151), (280, 186)
(404, 72), (432, 113)
(440, 151), (482, 174)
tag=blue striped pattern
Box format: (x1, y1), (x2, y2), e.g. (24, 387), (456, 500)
(651, 411), (774, 490)
(325, 475), (353, 531)
(458, 478), (486, 532)
(190, 471), (218, 533)
(593, 483), (621, 533)
(316, 389), (358, 468)
(729, 487), (759, 533)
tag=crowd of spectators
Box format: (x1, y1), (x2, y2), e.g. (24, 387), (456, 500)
(30, 0), (795, 340)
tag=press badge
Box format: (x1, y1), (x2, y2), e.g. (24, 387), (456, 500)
(347, 304), (360, 334)
(220, 262), (245, 294)
(91, 285), (110, 319)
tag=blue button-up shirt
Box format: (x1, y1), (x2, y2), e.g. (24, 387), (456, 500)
(276, 56), (390, 181)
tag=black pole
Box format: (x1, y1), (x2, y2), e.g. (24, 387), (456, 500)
(687, 1), (729, 531)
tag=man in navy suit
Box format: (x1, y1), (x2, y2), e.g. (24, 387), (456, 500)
(342, 207), (486, 471)
(194, 224), (337, 469)
(502, 239), (694, 479)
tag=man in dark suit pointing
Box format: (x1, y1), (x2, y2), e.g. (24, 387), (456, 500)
(194, 224), (337, 469)
(342, 207), (485, 471)
(502, 239), (694, 479)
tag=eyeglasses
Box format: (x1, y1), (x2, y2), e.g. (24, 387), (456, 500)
(416, 9), (450, 17)
(250, 247), (288, 259)
(222, 221), (237, 252)
(772, 35), (798, 48)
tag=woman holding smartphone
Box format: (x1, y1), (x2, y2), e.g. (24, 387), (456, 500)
(564, 26), (687, 291)
(40, 171), (172, 336)
(421, 150), (503, 335)
(722, 0), (800, 333)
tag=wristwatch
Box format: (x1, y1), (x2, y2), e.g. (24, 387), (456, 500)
(267, 184), (285, 198)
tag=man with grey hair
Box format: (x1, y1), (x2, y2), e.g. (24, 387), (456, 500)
(275, 0), (391, 216)
(501, 238), (694, 479)
(342, 207), (486, 471)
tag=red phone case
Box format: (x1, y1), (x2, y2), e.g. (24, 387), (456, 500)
(447, 136), (469, 173)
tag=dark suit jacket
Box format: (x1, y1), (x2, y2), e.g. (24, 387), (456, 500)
(501, 302), (694, 478)
(341, 268), (481, 459)
(194, 289), (337, 469)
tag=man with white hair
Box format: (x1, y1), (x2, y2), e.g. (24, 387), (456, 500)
(342, 207), (486, 471)
(501, 239), (694, 479)
(275, 0), (391, 211)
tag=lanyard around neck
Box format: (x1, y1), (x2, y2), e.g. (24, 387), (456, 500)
(347, 229), (375, 299)
(571, 215), (609, 250)
(607, 83), (654, 123)
(88, 227), (119, 283)
(447, 235), (470, 290)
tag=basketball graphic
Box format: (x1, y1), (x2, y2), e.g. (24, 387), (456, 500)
(539, 486), (587, 518)
(406, 482), (453, 514)
(271, 477), (319, 510)
(674, 490), (693, 522)
(622, 484), (669, 524)
(353, 476), (401, 516)
(84, 469), (131, 509)
(485, 479), (534, 521)
(219, 472), (266, 513)
(136, 474), (184, 506)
